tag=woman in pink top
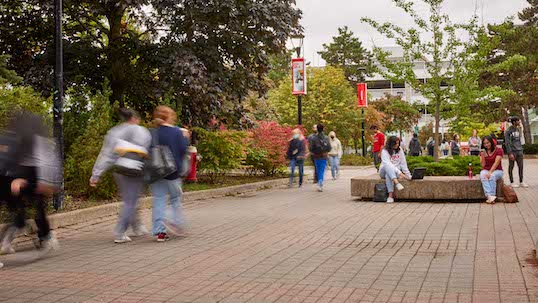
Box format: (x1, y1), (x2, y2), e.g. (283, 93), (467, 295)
(480, 136), (504, 204)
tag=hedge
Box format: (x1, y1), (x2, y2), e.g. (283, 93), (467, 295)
(406, 156), (482, 176)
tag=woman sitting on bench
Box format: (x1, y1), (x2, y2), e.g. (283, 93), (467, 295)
(480, 136), (504, 204)
(379, 136), (412, 203)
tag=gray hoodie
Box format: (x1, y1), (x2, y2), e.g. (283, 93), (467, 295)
(91, 123), (151, 180)
(504, 125), (523, 154)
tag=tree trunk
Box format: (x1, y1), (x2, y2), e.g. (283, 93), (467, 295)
(434, 96), (441, 162)
(107, 3), (126, 108)
(522, 106), (533, 144)
(353, 138), (359, 154)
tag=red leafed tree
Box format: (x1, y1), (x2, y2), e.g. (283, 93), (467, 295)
(249, 121), (293, 175)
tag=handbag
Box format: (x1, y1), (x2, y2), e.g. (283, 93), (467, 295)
(502, 184), (519, 203)
(114, 138), (148, 177)
(373, 183), (389, 202)
(145, 129), (177, 183)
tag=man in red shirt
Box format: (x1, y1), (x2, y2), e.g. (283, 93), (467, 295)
(371, 125), (385, 171)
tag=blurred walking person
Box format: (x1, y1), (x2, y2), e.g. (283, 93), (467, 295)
(287, 129), (306, 188)
(151, 106), (189, 242)
(309, 124), (332, 192)
(468, 130), (481, 156)
(427, 137), (435, 157)
(371, 125), (385, 171)
(408, 133), (422, 157)
(328, 131), (343, 180)
(91, 108), (151, 243)
(307, 125), (318, 183)
(505, 116), (528, 188)
(379, 136), (412, 203)
(451, 134), (461, 156)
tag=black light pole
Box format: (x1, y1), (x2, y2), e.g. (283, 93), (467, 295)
(53, 0), (64, 210)
(295, 46), (302, 125)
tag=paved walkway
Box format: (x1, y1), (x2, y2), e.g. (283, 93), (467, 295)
(2, 162), (538, 303)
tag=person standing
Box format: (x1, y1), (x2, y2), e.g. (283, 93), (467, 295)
(479, 136), (504, 204)
(451, 134), (461, 156)
(468, 130), (481, 156)
(505, 116), (528, 188)
(379, 136), (412, 203)
(440, 139), (449, 156)
(91, 109), (151, 243)
(427, 137), (435, 157)
(371, 125), (385, 171)
(307, 125), (318, 184)
(328, 131), (343, 180)
(287, 129), (306, 188)
(309, 124), (331, 192)
(151, 106), (189, 242)
(408, 133), (422, 157)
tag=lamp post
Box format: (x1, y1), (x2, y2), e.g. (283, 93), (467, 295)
(291, 35), (305, 125)
(53, 0), (64, 209)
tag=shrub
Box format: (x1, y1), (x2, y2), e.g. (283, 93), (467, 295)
(340, 154), (373, 166)
(407, 156), (482, 176)
(523, 144), (538, 155)
(248, 121), (291, 176)
(0, 86), (51, 127)
(195, 128), (247, 182)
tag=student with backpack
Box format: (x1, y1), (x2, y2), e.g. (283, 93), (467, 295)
(90, 108), (152, 243)
(309, 124), (331, 192)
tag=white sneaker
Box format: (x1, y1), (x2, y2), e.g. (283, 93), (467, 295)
(0, 261), (3, 269)
(396, 183), (405, 191)
(520, 183), (529, 188)
(41, 233), (60, 251)
(1, 243), (15, 255)
(114, 235), (132, 244)
(318, 185), (324, 192)
(131, 225), (149, 237)
(386, 197), (395, 203)
(512, 183), (520, 188)
(486, 195), (497, 204)
(1, 227), (16, 255)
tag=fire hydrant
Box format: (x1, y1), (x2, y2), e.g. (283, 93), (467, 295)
(185, 146), (198, 182)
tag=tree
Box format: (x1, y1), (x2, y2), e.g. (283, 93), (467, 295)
(0, 55), (22, 85)
(362, 0), (485, 161)
(371, 94), (421, 133)
(318, 26), (372, 84)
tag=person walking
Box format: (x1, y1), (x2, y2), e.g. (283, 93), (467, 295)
(427, 137), (435, 157)
(151, 106), (189, 242)
(309, 124), (331, 192)
(328, 131), (343, 180)
(440, 139), (449, 156)
(287, 129), (306, 188)
(91, 108), (151, 243)
(451, 134), (461, 156)
(379, 136), (412, 203)
(479, 136), (504, 204)
(307, 125), (318, 184)
(408, 133), (422, 157)
(505, 116), (528, 188)
(468, 130), (481, 156)
(371, 125), (385, 171)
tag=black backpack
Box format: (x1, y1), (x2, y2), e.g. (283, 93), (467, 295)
(373, 183), (389, 202)
(311, 134), (331, 155)
(0, 130), (21, 177)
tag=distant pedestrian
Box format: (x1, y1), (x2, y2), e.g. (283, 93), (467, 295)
(440, 139), (449, 156)
(427, 137), (435, 157)
(328, 131), (343, 180)
(287, 129), (306, 188)
(91, 108), (151, 244)
(309, 124), (331, 192)
(468, 130), (481, 156)
(505, 116), (528, 188)
(479, 136), (504, 204)
(379, 136), (412, 203)
(371, 125), (385, 171)
(307, 125), (318, 184)
(451, 134), (461, 156)
(151, 106), (190, 242)
(408, 133), (422, 157)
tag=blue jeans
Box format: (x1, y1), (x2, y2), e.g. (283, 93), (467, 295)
(289, 159), (304, 186)
(379, 165), (399, 193)
(329, 156), (340, 179)
(151, 178), (184, 235)
(480, 170), (504, 197)
(314, 159), (328, 186)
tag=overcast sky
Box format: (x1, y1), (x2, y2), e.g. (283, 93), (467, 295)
(294, 0), (529, 66)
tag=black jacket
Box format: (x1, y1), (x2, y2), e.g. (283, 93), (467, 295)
(287, 138), (306, 160)
(409, 138), (422, 155)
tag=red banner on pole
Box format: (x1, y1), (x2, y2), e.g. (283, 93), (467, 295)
(292, 58), (307, 95)
(357, 83), (368, 108)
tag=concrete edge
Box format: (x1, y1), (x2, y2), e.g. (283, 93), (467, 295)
(1, 177), (292, 232)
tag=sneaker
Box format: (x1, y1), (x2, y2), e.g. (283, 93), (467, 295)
(318, 185), (324, 192)
(486, 195), (497, 204)
(0, 261), (3, 269)
(1, 227), (17, 255)
(1, 243), (15, 255)
(114, 235), (132, 244)
(131, 225), (150, 237)
(520, 183), (529, 188)
(38, 233), (60, 256)
(512, 183), (520, 188)
(386, 197), (395, 203)
(396, 183), (405, 191)
(157, 233), (170, 242)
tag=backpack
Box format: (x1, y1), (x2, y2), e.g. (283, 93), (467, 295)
(373, 183), (389, 202)
(311, 134), (331, 155)
(502, 184), (519, 203)
(0, 130), (22, 177)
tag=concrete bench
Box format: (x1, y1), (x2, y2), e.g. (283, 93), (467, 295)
(351, 174), (503, 201)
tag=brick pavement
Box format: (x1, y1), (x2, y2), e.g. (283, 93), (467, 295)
(2, 161), (538, 303)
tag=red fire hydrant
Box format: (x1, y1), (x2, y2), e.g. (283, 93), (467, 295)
(185, 146), (198, 182)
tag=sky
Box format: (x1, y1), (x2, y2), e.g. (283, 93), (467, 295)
(294, 0), (530, 66)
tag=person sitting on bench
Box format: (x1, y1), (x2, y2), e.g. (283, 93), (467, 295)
(379, 136), (412, 203)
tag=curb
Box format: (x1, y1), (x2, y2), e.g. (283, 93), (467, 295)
(2, 178), (292, 232)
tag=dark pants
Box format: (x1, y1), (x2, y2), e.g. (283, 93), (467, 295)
(373, 152), (381, 170)
(411, 152), (420, 157)
(509, 151), (524, 183)
(310, 155), (318, 183)
(290, 159), (304, 186)
(470, 150), (480, 156)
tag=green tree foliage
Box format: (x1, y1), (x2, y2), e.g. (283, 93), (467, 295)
(0, 55), (21, 85)
(370, 94), (421, 133)
(267, 51), (293, 88)
(318, 26), (372, 84)
(268, 66), (361, 145)
(0, 86), (51, 127)
(362, 0), (487, 161)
